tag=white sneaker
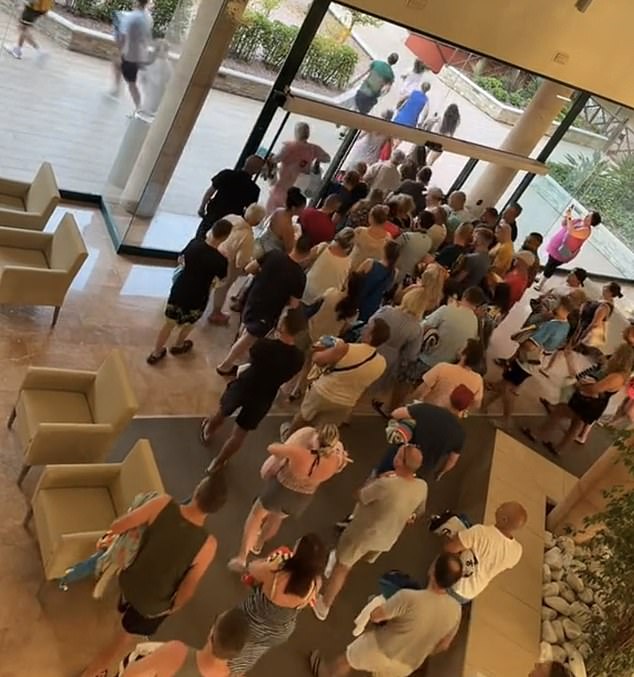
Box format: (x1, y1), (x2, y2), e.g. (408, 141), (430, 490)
(312, 594), (330, 621)
(4, 45), (22, 59)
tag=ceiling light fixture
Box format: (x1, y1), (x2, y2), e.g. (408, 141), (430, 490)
(575, 0), (594, 12)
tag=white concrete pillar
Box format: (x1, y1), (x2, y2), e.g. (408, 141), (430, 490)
(468, 79), (574, 207)
(120, 0), (247, 217)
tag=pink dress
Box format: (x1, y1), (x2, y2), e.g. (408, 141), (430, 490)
(546, 217), (590, 263)
(266, 140), (329, 214)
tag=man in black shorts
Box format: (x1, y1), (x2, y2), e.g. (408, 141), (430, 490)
(216, 234), (312, 374)
(112, 0), (153, 109)
(5, 0), (52, 61)
(202, 309), (306, 472)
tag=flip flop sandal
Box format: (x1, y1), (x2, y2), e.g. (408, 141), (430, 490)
(146, 347), (167, 365)
(200, 418), (211, 445)
(308, 650), (322, 677)
(170, 340), (193, 355)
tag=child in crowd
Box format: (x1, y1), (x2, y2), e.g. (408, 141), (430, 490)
(483, 296), (574, 428)
(147, 219), (231, 364)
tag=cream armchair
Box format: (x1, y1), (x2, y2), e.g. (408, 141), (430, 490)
(0, 162), (60, 230)
(26, 439), (165, 580)
(8, 349), (139, 486)
(0, 213), (88, 326)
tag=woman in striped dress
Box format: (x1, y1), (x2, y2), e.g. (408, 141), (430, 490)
(228, 534), (327, 676)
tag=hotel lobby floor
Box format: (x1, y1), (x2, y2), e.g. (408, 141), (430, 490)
(0, 203), (616, 676)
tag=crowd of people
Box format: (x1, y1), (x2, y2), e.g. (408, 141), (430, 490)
(83, 117), (634, 677)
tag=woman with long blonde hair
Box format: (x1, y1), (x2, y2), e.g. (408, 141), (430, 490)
(396, 262), (446, 313)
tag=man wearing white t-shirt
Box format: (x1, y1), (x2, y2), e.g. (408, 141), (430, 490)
(114, 0), (153, 109)
(444, 501), (526, 603)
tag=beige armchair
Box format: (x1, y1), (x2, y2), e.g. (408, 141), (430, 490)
(0, 162), (60, 230)
(26, 439), (165, 580)
(8, 349), (139, 486)
(0, 213), (88, 326)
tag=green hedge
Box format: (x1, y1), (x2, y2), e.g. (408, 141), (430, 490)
(62, 0), (179, 38)
(229, 12), (358, 89)
(475, 74), (539, 110)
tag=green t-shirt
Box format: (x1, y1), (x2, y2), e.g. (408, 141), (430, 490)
(360, 60), (395, 97)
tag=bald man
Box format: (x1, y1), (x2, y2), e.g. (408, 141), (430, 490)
(313, 445), (428, 621)
(444, 501), (527, 603)
(529, 661), (570, 677)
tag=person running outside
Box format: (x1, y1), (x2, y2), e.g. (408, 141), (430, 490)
(81, 474), (227, 677)
(207, 204), (266, 326)
(426, 103), (461, 165)
(202, 309), (306, 473)
(119, 608), (249, 677)
(266, 122), (330, 214)
(147, 219), (231, 364)
(535, 208), (601, 290)
(483, 296), (574, 428)
(196, 155), (265, 239)
(312, 445), (427, 621)
(351, 53), (399, 115)
(393, 82), (431, 128)
(444, 502), (526, 604)
(111, 0), (153, 110)
(228, 425), (350, 572)
(309, 553), (463, 677)
(227, 533), (327, 675)
(4, 0), (52, 61)
(414, 338), (484, 413)
(281, 318), (390, 438)
(216, 234), (311, 375)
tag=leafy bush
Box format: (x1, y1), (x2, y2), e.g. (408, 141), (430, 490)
(62, 0), (180, 37)
(547, 152), (634, 247)
(229, 12), (358, 89)
(475, 74), (538, 110)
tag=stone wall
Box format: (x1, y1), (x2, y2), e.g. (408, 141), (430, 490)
(440, 66), (607, 151)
